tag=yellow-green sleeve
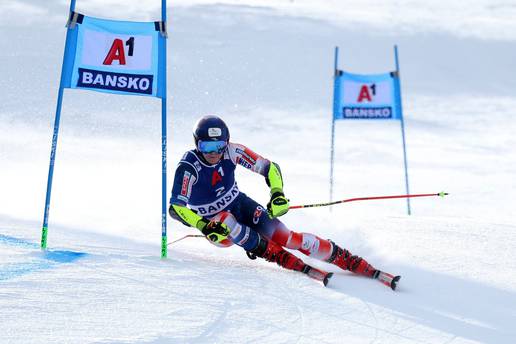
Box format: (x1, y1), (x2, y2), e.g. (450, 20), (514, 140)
(266, 162), (284, 195)
(169, 204), (207, 230)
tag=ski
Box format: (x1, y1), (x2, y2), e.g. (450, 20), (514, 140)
(304, 265), (333, 287)
(374, 271), (401, 290)
(303, 267), (399, 289)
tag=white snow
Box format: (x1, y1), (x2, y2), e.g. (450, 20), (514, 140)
(1, 0), (515, 343)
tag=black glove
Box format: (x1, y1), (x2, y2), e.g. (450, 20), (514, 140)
(267, 191), (290, 218)
(199, 220), (230, 243)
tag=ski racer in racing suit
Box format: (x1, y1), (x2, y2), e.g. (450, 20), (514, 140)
(168, 115), (392, 286)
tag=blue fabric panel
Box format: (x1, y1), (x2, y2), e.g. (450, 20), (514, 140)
(334, 71), (401, 120)
(62, 14), (164, 98)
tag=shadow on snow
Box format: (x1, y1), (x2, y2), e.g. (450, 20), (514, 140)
(0, 234), (87, 281)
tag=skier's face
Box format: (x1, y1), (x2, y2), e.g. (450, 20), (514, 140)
(197, 139), (227, 165)
(203, 152), (223, 165)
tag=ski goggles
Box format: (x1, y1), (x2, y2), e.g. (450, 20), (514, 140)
(197, 140), (228, 154)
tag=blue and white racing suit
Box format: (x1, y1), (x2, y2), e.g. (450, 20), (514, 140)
(169, 143), (333, 259)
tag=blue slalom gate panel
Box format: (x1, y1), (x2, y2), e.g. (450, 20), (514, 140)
(334, 71), (401, 120)
(329, 45), (411, 215)
(41, 0), (169, 256)
(61, 14), (166, 98)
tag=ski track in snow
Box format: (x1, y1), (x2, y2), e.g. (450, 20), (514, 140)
(1, 223), (515, 343)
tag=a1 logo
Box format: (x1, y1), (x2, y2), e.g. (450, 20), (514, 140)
(357, 84), (376, 102)
(103, 37), (135, 65)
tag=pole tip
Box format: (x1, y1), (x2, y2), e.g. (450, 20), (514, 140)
(438, 191), (448, 197)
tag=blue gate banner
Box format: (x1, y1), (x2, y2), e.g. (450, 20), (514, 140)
(61, 13), (166, 98)
(334, 71), (401, 120)
(41, 2), (170, 255)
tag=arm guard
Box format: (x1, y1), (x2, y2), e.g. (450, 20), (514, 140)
(266, 162), (284, 195)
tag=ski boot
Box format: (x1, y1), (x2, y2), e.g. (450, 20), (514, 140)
(326, 240), (377, 277)
(248, 236), (333, 286)
(326, 241), (401, 290)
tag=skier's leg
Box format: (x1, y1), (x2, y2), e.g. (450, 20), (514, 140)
(247, 232), (305, 272)
(325, 240), (377, 278)
(247, 231), (332, 285)
(214, 209), (331, 284)
(229, 194), (378, 278)
(211, 210), (307, 272)
(272, 228), (377, 277)
(211, 211), (306, 271)
(230, 194), (333, 260)
(230, 194), (333, 258)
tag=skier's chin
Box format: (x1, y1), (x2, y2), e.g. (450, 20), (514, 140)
(203, 153), (223, 165)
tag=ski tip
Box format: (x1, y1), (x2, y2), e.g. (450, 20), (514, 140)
(390, 275), (401, 290)
(323, 272), (333, 287)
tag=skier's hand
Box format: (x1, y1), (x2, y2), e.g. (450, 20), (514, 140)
(267, 191), (290, 218)
(200, 220), (230, 243)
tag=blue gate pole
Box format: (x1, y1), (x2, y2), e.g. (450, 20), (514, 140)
(329, 46), (339, 209)
(394, 45), (411, 215)
(41, 0), (77, 249)
(160, 0), (168, 258)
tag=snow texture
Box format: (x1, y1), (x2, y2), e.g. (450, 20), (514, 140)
(1, 0), (515, 343)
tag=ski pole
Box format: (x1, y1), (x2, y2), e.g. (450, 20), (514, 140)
(167, 234), (204, 246)
(289, 191), (448, 209)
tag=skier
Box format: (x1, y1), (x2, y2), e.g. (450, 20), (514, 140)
(169, 115), (399, 289)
